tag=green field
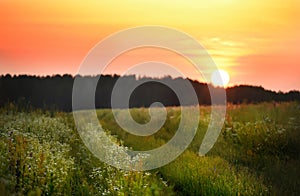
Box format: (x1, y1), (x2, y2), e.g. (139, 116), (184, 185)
(0, 102), (300, 195)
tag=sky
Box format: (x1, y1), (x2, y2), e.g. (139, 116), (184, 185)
(0, 0), (299, 92)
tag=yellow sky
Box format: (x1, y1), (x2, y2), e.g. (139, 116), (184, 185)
(0, 0), (299, 91)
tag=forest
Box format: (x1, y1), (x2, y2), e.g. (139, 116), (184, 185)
(1, 74), (299, 111)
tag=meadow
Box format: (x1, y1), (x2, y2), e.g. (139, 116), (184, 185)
(0, 102), (299, 195)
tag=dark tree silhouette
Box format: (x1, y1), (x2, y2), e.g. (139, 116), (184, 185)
(0, 74), (299, 111)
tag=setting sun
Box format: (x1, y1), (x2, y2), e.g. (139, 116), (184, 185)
(211, 69), (230, 87)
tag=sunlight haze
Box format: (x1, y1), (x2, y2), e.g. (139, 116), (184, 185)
(0, 0), (299, 91)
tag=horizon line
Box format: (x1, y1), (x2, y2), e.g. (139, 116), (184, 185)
(1, 73), (299, 94)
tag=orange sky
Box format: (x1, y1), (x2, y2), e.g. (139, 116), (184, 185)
(0, 0), (299, 91)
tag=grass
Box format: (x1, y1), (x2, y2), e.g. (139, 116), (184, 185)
(0, 105), (173, 195)
(0, 102), (299, 195)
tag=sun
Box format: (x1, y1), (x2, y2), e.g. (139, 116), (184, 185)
(211, 69), (230, 87)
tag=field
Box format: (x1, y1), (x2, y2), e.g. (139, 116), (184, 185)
(0, 102), (299, 195)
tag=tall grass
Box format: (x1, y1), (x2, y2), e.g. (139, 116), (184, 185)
(0, 106), (173, 195)
(97, 102), (300, 195)
(0, 102), (299, 195)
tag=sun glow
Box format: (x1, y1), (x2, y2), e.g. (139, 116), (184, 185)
(211, 69), (230, 87)
(0, 0), (299, 91)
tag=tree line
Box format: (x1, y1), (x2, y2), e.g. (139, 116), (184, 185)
(0, 74), (299, 111)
